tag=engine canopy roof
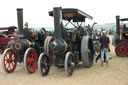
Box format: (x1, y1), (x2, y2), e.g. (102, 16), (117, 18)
(49, 8), (93, 22)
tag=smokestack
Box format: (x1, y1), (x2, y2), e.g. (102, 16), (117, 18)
(17, 8), (24, 38)
(53, 7), (62, 39)
(116, 16), (120, 35)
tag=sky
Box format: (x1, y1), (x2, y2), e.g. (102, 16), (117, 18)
(0, 0), (128, 28)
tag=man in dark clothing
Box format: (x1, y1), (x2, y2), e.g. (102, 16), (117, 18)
(99, 31), (110, 66)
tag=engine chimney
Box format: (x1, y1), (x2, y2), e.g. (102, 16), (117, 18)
(53, 7), (62, 39)
(17, 8), (24, 38)
(116, 16), (120, 35)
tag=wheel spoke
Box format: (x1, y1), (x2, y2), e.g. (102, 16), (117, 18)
(31, 53), (34, 59)
(8, 63), (10, 68)
(5, 53), (9, 60)
(28, 62), (32, 70)
(32, 57), (36, 69)
(11, 62), (14, 66)
(10, 63), (13, 70)
(5, 61), (7, 65)
(9, 51), (12, 58)
(5, 59), (8, 62)
(27, 57), (31, 63)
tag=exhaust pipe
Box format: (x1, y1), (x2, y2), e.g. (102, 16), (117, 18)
(116, 16), (120, 35)
(53, 7), (62, 39)
(17, 8), (24, 38)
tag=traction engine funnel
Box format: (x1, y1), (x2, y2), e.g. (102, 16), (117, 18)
(17, 8), (24, 38)
(53, 7), (62, 39)
(116, 16), (120, 36)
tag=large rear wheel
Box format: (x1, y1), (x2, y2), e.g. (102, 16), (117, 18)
(24, 48), (38, 73)
(38, 53), (50, 76)
(2, 48), (17, 73)
(81, 36), (94, 67)
(115, 42), (128, 57)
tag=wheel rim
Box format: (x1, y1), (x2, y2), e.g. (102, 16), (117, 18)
(39, 53), (50, 76)
(117, 45), (128, 56)
(65, 52), (74, 76)
(25, 48), (37, 73)
(3, 48), (17, 73)
(67, 56), (73, 76)
(46, 36), (54, 56)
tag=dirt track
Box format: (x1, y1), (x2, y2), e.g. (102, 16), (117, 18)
(0, 36), (128, 85)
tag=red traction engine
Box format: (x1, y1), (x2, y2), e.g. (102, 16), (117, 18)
(114, 16), (128, 57)
(1, 8), (47, 73)
(0, 26), (18, 53)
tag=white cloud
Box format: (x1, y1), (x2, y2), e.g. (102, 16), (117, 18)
(0, 0), (127, 28)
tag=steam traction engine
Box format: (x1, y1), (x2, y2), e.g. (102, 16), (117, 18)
(114, 16), (128, 57)
(0, 26), (17, 53)
(38, 7), (95, 76)
(2, 8), (47, 73)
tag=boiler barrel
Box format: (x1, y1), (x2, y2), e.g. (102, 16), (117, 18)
(13, 40), (31, 54)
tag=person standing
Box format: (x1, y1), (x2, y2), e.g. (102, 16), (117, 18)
(99, 31), (110, 66)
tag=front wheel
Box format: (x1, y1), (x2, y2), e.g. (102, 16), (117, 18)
(64, 52), (74, 76)
(24, 48), (38, 73)
(38, 53), (50, 76)
(1, 48), (17, 73)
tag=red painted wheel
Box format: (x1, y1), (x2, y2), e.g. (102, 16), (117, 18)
(2, 48), (17, 73)
(24, 48), (37, 73)
(115, 42), (128, 57)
